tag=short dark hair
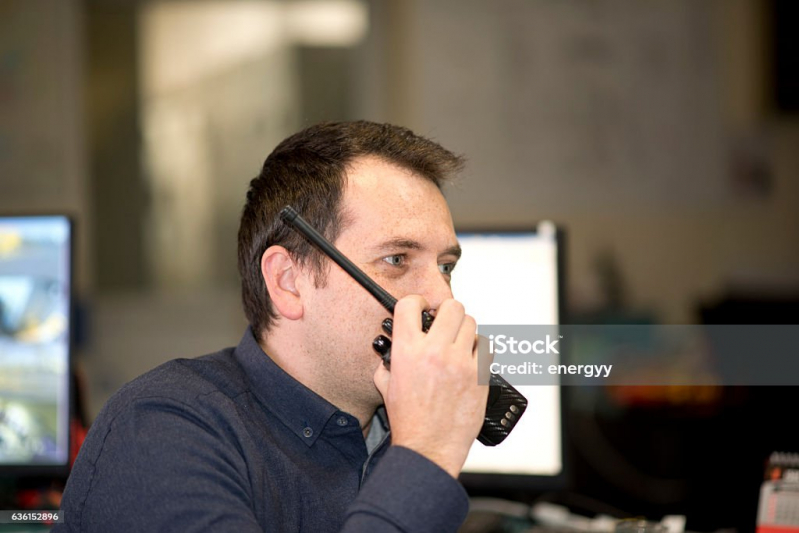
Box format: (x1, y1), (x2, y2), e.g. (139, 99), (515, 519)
(237, 121), (465, 334)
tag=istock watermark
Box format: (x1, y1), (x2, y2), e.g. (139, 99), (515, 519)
(477, 324), (799, 386)
(488, 334), (560, 355)
(488, 361), (613, 378)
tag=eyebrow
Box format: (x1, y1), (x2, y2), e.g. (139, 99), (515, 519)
(442, 244), (462, 260)
(371, 238), (462, 259)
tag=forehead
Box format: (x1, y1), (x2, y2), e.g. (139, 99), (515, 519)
(337, 155), (455, 245)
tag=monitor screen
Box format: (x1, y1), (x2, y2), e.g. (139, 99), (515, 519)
(453, 223), (565, 486)
(0, 216), (71, 471)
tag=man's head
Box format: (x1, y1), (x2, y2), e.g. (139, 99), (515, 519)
(238, 121), (464, 336)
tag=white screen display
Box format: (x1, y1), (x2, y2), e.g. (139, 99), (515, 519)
(452, 224), (563, 477)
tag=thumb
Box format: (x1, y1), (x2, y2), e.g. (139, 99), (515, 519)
(373, 363), (390, 401)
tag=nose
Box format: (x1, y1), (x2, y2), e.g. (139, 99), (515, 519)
(419, 265), (454, 315)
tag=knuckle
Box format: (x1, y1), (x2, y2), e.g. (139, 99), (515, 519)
(463, 314), (477, 331)
(440, 298), (465, 316)
(396, 295), (427, 313)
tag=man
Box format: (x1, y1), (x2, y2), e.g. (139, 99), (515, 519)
(56, 121), (488, 532)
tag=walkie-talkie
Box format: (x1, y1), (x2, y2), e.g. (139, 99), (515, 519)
(279, 206), (527, 446)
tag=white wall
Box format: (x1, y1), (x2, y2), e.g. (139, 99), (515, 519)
(0, 0), (90, 293)
(368, 0), (798, 323)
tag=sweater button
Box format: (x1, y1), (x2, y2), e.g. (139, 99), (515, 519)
(303, 427), (313, 438)
(336, 416), (348, 427)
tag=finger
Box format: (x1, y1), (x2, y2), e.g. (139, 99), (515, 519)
(454, 314), (478, 352)
(476, 334), (493, 385)
(393, 295), (427, 339)
(426, 299), (465, 343)
(476, 333), (492, 361)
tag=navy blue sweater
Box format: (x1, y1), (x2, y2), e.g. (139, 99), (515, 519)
(55, 328), (468, 532)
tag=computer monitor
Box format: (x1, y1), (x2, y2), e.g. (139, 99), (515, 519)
(0, 215), (72, 475)
(453, 222), (566, 489)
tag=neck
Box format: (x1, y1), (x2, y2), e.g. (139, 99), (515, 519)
(256, 327), (378, 432)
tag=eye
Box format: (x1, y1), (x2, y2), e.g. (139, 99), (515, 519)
(439, 263), (456, 275)
(382, 255), (405, 267)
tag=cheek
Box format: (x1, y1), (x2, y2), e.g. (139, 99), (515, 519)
(311, 276), (379, 338)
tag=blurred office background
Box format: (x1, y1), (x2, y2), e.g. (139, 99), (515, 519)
(1, 0), (797, 530)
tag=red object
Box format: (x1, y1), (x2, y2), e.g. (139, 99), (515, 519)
(70, 417), (88, 468)
(757, 526), (799, 533)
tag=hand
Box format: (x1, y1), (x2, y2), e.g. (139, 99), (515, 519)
(373, 295), (488, 478)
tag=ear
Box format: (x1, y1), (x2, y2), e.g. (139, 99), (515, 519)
(260, 245), (303, 321)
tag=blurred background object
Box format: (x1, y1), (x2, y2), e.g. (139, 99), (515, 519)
(0, 217), (72, 471)
(1, 0), (797, 531)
